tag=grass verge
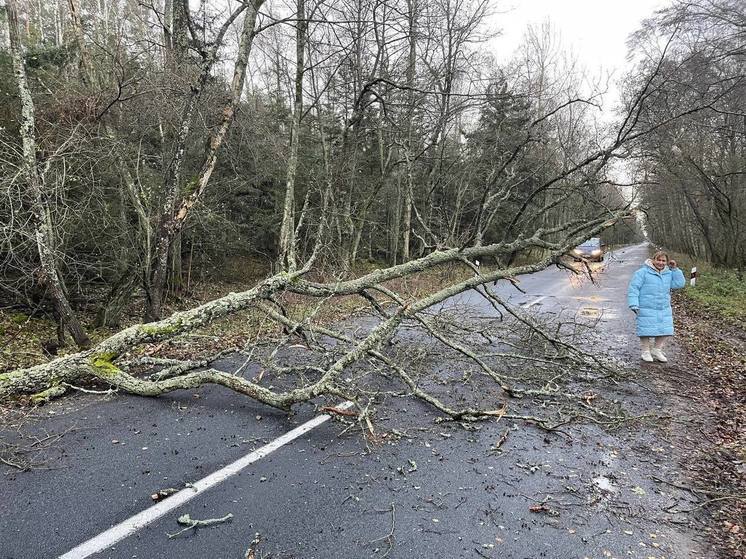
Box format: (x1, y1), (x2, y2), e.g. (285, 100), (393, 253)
(666, 251), (746, 323)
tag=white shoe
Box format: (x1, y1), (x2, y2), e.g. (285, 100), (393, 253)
(651, 349), (668, 362)
(641, 351), (654, 362)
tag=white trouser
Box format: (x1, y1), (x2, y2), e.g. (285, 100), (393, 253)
(640, 336), (668, 351)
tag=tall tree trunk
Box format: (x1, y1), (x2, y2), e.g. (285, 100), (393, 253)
(163, 0), (174, 66)
(390, 177), (402, 265)
(278, 0), (306, 272)
(7, 0), (91, 348)
(170, 0), (190, 69)
(146, 0), (265, 321)
(36, 0), (45, 43)
(54, 0), (64, 46)
(401, 0), (417, 262)
(169, 232), (183, 294)
(67, 0), (92, 82)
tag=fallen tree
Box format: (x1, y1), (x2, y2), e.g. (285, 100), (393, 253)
(1, 21), (718, 427)
(0, 213), (630, 424)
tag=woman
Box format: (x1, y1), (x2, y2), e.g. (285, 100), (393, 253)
(627, 251), (686, 362)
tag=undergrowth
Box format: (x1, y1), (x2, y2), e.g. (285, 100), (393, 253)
(0, 261), (472, 373)
(666, 251), (746, 322)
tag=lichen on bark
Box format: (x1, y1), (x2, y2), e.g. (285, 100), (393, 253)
(89, 352), (121, 378)
(29, 385), (67, 405)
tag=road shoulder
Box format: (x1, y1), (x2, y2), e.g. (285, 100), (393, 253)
(669, 293), (746, 558)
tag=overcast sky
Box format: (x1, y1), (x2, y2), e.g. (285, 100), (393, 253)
(490, 0), (669, 68)
(487, 0), (670, 114)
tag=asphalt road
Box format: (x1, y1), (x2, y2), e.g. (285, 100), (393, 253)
(0, 244), (715, 559)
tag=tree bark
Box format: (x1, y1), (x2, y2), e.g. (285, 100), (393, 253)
(146, 0), (265, 321)
(278, 0), (306, 272)
(67, 0), (93, 83)
(7, 0), (91, 349)
(401, 0), (417, 262)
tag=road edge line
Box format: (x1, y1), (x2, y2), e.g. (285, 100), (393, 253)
(58, 400), (354, 559)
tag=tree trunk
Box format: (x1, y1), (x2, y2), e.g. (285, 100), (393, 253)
(67, 0), (93, 83)
(278, 0), (306, 271)
(7, 0), (91, 348)
(146, 1), (265, 321)
(401, 0), (417, 262)
(169, 232), (184, 295)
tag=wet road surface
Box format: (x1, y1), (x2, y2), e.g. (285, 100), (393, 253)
(0, 244), (715, 559)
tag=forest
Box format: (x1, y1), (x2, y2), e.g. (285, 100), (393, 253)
(0, 0), (742, 405)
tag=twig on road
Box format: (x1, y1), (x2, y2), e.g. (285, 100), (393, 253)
(0, 426), (74, 471)
(320, 405), (358, 417)
(368, 502), (396, 557)
(667, 494), (746, 514)
(166, 513), (233, 539)
(489, 427), (511, 454)
(652, 475), (746, 499)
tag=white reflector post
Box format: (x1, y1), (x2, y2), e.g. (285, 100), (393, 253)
(690, 266), (697, 287)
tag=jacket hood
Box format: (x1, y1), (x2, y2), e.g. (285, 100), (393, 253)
(644, 258), (667, 273)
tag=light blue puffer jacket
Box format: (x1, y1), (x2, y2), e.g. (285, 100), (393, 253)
(627, 259), (686, 337)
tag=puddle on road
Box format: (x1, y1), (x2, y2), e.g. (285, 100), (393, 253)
(572, 295), (608, 303)
(579, 306), (602, 319)
(592, 475), (617, 493)
(577, 306), (620, 322)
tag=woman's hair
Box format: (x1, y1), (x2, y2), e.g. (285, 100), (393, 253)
(652, 250), (668, 261)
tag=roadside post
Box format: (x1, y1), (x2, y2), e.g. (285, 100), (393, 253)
(690, 267), (697, 287)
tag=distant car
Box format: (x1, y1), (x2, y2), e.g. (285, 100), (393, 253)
(572, 238), (605, 262)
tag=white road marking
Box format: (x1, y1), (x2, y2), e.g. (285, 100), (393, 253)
(521, 295), (546, 308)
(58, 401), (354, 559)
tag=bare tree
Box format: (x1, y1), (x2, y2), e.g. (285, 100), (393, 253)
(277, 0), (307, 271)
(627, 0), (745, 271)
(5, 0), (90, 348)
(146, 0), (267, 320)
